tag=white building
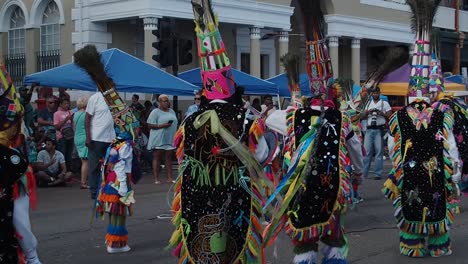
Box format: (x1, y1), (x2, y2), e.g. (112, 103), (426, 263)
(0, 0), (467, 106)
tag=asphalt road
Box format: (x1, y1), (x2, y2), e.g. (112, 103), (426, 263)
(31, 161), (468, 264)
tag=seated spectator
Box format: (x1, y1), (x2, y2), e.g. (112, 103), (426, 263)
(35, 138), (72, 187)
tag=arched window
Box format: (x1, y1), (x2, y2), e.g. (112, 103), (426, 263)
(8, 6), (26, 55)
(40, 1), (60, 51)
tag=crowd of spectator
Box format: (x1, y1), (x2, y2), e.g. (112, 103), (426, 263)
(21, 86), (390, 198)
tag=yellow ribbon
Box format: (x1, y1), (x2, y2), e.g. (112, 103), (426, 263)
(193, 110), (264, 180)
(402, 139), (412, 161)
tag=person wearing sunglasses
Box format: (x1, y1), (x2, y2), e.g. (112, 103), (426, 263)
(185, 91), (202, 118)
(37, 95), (58, 140)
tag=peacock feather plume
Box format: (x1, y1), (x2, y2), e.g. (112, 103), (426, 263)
(406, 0), (442, 97)
(281, 53), (302, 107)
(73, 45), (112, 90)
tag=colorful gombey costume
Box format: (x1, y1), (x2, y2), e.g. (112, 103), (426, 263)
(74, 45), (138, 254)
(428, 36), (468, 194)
(382, 0), (460, 258)
(264, 103), (363, 264)
(97, 137), (135, 250)
(169, 0), (270, 263)
(0, 64), (41, 264)
(433, 97), (468, 193)
(0, 80), (27, 263)
(383, 100), (459, 257)
(262, 2), (364, 263)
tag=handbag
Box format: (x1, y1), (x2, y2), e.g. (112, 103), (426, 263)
(61, 126), (74, 140)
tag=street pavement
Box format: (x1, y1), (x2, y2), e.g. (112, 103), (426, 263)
(31, 161), (468, 264)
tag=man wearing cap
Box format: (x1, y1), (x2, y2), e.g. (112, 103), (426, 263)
(361, 87), (392, 180)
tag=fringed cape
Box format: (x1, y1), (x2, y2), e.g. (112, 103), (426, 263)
(264, 107), (353, 247)
(383, 101), (459, 238)
(170, 102), (265, 264)
(433, 98), (468, 192)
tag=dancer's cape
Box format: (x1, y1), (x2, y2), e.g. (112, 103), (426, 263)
(383, 100), (459, 235)
(433, 96), (468, 193)
(170, 102), (266, 263)
(263, 106), (353, 246)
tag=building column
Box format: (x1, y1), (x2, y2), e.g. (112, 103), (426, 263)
(351, 38), (361, 85)
(143, 17), (159, 100)
(143, 17), (159, 66)
(329, 36), (339, 78)
(250, 27), (261, 77)
(277, 30), (289, 74)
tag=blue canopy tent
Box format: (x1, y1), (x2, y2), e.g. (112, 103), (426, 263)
(178, 67), (278, 96)
(24, 48), (199, 95)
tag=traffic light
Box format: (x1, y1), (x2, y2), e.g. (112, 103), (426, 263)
(152, 38), (174, 68)
(152, 18), (174, 67)
(178, 38), (193, 65)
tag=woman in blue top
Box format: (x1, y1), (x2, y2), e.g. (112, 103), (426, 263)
(147, 94), (178, 184)
(73, 96), (89, 189)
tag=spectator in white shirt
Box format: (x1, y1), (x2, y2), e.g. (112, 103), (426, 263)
(85, 92), (116, 199)
(360, 87), (392, 180)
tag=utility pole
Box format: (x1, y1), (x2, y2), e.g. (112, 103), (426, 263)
(453, 0), (461, 75)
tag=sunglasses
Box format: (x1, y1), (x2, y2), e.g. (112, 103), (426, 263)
(194, 98), (201, 100)
(48, 101), (56, 104)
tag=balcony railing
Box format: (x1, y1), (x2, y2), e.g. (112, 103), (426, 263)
(36, 49), (61, 72)
(4, 53), (26, 88)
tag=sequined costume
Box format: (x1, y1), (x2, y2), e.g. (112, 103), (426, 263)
(383, 100), (459, 257)
(264, 102), (363, 264)
(262, 2), (363, 264)
(0, 64), (41, 264)
(433, 97), (468, 193)
(168, 1), (271, 263)
(382, 0), (460, 258)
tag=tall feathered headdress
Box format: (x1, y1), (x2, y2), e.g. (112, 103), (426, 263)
(297, 0), (333, 98)
(74, 45), (137, 139)
(191, 0), (235, 100)
(281, 53), (302, 108)
(406, 0), (442, 97)
(0, 64), (23, 132)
